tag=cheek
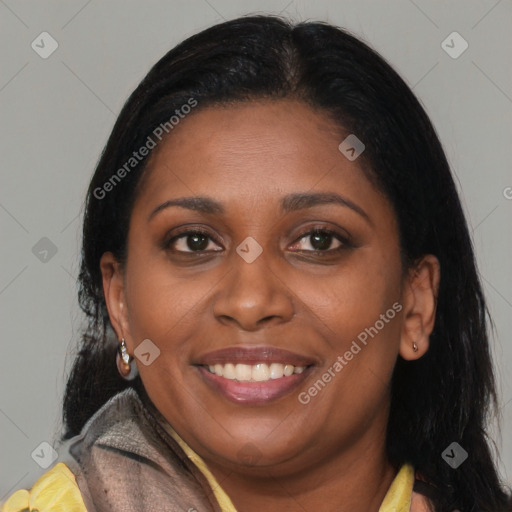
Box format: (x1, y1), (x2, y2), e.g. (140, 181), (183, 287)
(295, 247), (403, 414)
(122, 252), (212, 410)
(301, 266), (402, 438)
(122, 249), (215, 350)
(297, 247), (403, 342)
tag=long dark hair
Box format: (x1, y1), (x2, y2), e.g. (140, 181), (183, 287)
(62, 15), (511, 511)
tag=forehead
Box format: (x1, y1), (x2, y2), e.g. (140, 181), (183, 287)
(134, 100), (384, 217)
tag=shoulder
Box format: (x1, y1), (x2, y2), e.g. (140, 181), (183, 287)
(1, 462), (88, 512)
(411, 489), (433, 512)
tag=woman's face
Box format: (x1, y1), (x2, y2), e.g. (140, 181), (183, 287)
(102, 100), (437, 477)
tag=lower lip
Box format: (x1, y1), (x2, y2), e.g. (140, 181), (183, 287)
(197, 366), (312, 405)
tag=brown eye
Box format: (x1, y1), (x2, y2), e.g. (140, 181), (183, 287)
(166, 230), (223, 253)
(290, 229), (348, 253)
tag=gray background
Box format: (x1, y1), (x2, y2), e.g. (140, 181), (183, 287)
(1, 0), (511, 498)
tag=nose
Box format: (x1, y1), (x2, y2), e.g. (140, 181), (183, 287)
(212, 250), (295, 331)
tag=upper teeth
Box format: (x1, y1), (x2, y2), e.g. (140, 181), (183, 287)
(207, 363), (306, 382)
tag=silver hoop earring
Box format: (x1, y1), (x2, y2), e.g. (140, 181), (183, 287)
(412, 342), (419, 353)
(116, 338), (139, 381)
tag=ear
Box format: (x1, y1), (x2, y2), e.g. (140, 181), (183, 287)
(399, 254), (441, 361)
(100, 252), (130, 348)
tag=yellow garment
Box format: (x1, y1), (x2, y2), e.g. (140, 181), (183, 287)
(1, 462), (87, 512)
(1, 438), (414, 512)
(379, 463), (415, 512)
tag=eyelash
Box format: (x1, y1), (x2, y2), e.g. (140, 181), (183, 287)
(164, 226), (352, 255)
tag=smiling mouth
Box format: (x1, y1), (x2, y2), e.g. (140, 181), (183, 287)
(194, 346), (316, 404)
(204, 362), (307, 382)
(196, 363), (314, 404)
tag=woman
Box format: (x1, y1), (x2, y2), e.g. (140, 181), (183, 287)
(2, 15), (510, 512)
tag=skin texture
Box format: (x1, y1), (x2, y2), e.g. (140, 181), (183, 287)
(101, 100), (440, 512)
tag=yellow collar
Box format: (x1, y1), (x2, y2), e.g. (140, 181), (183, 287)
(167, 426), (414, 512)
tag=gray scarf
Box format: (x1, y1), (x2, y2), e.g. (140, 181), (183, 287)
(59, 387), (222, 512)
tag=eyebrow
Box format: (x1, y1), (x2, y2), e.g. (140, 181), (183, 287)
(148, 192), (370, 223)
(149, 197), (224, 220)
(281, 192), (370, 222)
